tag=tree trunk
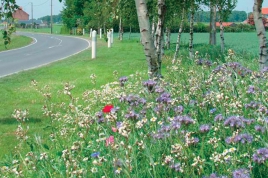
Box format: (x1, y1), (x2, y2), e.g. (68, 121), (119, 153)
(135, 0), (159, 79)
(209, 3), (217, 45)
(129, 25), (132, 39)
(253, 0), (268, 70)
(219, 18), (225, 53)
(155, 0), (166, 77)
(189, 6), (194, 59)
(165, 27), (171, 49)
(152, 17), (156, 46)
(119, 17), (123, 41)
(173, 8), (185, 62)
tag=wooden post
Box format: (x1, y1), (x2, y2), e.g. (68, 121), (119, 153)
(92, 30), (97, 59)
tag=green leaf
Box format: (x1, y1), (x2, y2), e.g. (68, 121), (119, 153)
(43, 144), (50, 150)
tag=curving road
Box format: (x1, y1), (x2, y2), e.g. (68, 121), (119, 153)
(0, 32), (90, 78)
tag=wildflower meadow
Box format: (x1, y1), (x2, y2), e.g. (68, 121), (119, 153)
(1, 48), (268, 177)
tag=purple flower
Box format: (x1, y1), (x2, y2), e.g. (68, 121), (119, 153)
(174, 105), (184, 114)
(214, 114), (224, 122)
(254, 125), (265, 133)
(169, 163), (182, 172)
(91, 152), (100, 158)
(225, 133), (253, 144)
(203, 173), (228, 178)
(252, 147), (268, 164)
(155, 86), (165, 93)
(224, 116), (254, 128)
(174, 115), (195, 126)
(199, 124), (210, 133)
(116, 122), (123, 129)
(232, 168), (250, 178)
(247, 85), (255, 94)
(244, 101), (260, 109)
(119, 76), (128, 87)
(125, 110), (139, 120)
(156, 92), (172, 104)
(143, 80), (157, 92)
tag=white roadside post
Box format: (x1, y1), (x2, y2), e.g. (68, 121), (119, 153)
(107, 31), (111, 48)
(111, 28), (114, 44)
(100, 28), (102, 39)
(83, 28), (85, 35)
(90, 28), (92, 37)
(92, 30), (97, 59)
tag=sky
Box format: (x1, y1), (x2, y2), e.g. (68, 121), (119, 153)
(15, 0), (268, 19)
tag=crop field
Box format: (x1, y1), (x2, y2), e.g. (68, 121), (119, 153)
(0, 31), (268, 177)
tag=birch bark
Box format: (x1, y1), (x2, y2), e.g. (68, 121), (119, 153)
(219, 18), (225, 53)
(209, 3), (217, 45)
(119, 17), (123, 40)
(173, 8), (185, 62)
(155, 0), (166, 77)
(135, 0), (159, 79)
(189, 5), (194, 59)
(165, 27), (171, 49)
(253, 0), (268, 70)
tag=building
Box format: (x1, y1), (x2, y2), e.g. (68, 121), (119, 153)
(215, 22), (236, 27)
(12, 7), (29, 20)
(262, 7), (268, 18)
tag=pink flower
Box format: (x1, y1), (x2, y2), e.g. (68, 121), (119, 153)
(102, 105), (114, 113)
(106, 136), (114, 146)
(112, 127), (117, 132)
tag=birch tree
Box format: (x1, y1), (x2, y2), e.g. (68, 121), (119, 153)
(173, 0), (187, 62)
(134, 0), (160, 79)
(209, 0), (217, 45)
(189, 0), (195, 59)
(217, 0), (237, 53)
(253, 0), (268, 70)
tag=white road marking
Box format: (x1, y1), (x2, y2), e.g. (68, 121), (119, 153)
(48, 37), (63, 48)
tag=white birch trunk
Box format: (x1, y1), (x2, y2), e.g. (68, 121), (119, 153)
(209, 3), (217, 45)
(173, 8), (185, 62)
(253, 0), (268, 70)
(165, 27), (171, 49)
(129, 25), (132, 39)
(152, 18), (156, 46)
(155, 0), (166, 77)
(219, 18), (225, 53)
(119, 17), (123, 41)
(135, 0), (159, 79)
(189, 8), (194, 59)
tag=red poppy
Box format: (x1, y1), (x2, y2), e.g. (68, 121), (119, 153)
(102, 104), (114, 113)
(106, 136), (114, 146)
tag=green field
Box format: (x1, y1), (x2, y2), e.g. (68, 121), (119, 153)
(0, 31), (267, 177)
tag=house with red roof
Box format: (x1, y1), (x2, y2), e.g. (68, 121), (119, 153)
(12, 7), (29, 20)
(262, 7), (268, 18)
(215, 22), (236, 27)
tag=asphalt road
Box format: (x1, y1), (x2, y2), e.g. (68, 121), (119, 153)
(0, 32), (90, 78)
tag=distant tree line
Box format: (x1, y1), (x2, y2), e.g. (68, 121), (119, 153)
(38, 14), (62, 24)
(195, 10), (247, 22)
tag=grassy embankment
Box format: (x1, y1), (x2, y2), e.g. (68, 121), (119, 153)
(0, 30), (267, 177)
(0, 32), (261, 159)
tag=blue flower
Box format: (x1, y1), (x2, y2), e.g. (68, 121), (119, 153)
(91, 152), (100, 158)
